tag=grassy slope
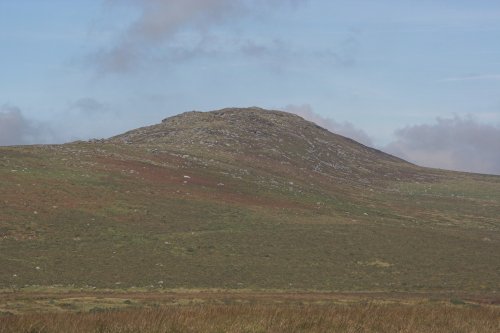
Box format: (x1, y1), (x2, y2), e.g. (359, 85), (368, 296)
(0, 108), (499, 294)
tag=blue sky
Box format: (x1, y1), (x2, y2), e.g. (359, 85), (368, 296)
(1, 0), (500, 174)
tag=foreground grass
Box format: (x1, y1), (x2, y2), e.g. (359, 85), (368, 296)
(1, 290), (498, 332)
(1, 303), (499, 333)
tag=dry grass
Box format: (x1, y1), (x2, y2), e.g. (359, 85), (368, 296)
(1, 303), (499, 333)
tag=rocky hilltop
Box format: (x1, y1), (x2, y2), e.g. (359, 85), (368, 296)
(110, 107), (431, 186)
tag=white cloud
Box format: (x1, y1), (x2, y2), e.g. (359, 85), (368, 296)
(385, 116), (500, 175)
(282, 104), (373, 146)
(0, 105), (54, 146)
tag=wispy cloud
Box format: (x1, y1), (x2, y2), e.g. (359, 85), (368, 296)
(283, 104), (373, 146)
(315, 30), (361, 67)
(90, 0), (307, 74)
(71, 97), (106, 114)
(0, 105), (54, 146)
(440, 74), (500, 82)
(385, 116), (500, 175)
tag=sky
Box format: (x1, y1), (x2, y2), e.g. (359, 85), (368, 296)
(1, 0), (500, 175)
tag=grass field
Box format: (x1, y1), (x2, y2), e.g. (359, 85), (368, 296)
(1, 109), (499, 331)
(1, 141), (499, 293)
(1, 291), (499, 333)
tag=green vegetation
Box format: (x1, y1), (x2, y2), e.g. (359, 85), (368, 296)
(1, 108), (499, 296)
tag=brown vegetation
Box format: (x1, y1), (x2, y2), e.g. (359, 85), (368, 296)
(1, 302), (499, 333)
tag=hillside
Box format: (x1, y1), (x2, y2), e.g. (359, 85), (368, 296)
(1, 107), (499, 293)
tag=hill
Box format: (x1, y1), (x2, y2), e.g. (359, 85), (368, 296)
(1, 107), (499, 293)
